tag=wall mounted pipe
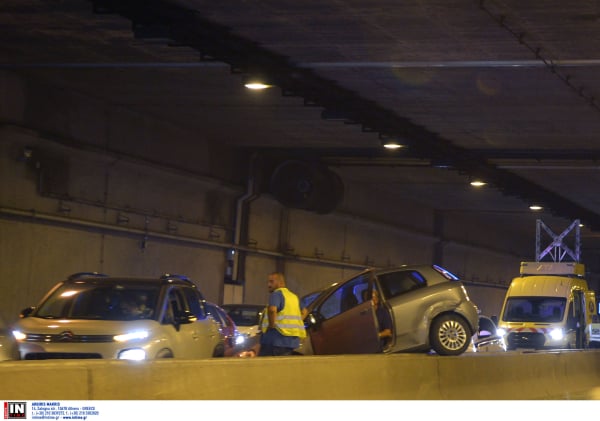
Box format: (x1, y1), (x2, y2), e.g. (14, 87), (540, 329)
(0, 206), (368, 271)
(231, 153), (260, 282)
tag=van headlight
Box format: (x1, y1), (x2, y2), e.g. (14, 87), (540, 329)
(114, 330), (149, 342)
(550, 328), (563, 340)
(118, 348), (146, 360)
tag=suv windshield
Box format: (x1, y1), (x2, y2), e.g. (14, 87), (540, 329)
(35, 282), (160, 321)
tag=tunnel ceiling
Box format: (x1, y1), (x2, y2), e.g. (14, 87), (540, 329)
(3, 0), (600, 254)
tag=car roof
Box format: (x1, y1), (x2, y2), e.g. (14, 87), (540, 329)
(304, 264), (462, 312)
(62, 273), (200, 288)
(372, 264), (460, 279)
(205, 301), (225, 309)
(204, 301), (228, 314)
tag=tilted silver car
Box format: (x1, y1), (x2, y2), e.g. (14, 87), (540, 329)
(300, 264), (479, 356)
(13, 273), (222, 360)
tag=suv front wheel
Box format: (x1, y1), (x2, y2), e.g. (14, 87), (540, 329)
(155, 349), (174, 358)
(430, 314), (472, 355)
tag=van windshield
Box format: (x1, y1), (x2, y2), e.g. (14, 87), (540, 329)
(502, 297), (566, 323)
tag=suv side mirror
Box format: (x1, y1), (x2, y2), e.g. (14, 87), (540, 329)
(20, 307), (35, 318)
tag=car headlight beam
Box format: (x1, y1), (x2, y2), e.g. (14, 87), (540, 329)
(118, 348), (147, 360)
(12, 330), (27, 341)
(114, 330), (149, 342)
(550, 328), (563, 340)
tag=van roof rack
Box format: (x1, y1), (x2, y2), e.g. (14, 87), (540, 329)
(520, 261), (585, 277)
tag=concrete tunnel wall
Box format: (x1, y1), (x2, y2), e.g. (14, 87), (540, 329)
(0, 124), (522, 325)
(1, 351), (600, 400)
(1, 69), (530, 326)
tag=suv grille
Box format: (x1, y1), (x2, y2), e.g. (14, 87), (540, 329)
(25, 333), (114, 343)
(25, 352), (102, 360)
(506, 331), (546, 348)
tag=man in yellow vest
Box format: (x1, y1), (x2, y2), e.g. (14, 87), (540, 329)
(259, 272), (306, 356)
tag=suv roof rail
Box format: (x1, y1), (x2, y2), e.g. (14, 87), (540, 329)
(160, 273), (193, 283)
(67, 272), (109, 280)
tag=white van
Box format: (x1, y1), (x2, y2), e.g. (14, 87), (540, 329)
(497, 262), (596, 350)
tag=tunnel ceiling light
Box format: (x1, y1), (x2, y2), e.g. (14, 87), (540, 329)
(379, 133), (406, 150)
(470, 180), (487, 187)
(381, 137), (406, 149)
(529, 205), (543, 211)
(382, 141), (404, 150)
(244, 81), (273, 90)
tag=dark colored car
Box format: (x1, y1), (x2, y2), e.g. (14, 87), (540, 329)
(221, 304), (265, 357)
(204, 301), (246, 357)
(13, 272), (222, 360)
(299, 264), (479, 356)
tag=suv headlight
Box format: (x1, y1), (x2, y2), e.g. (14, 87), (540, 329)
(114, 330), (149, 342)
(12, 330), (26, 341)
(118, 348), (146, 360)
(496, 328), (506, 337)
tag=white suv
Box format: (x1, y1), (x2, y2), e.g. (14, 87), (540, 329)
(13, 273), (223, 360)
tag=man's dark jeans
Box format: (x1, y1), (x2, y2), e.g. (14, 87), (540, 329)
(258, 343), (294, 356)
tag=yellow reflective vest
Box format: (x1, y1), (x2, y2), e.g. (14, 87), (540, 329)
(261, 288), (306, 339)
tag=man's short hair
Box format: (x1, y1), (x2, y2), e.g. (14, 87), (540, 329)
(269, 272), (285, 284)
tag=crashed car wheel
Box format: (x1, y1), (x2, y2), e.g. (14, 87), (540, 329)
(430, 314), (472, 355)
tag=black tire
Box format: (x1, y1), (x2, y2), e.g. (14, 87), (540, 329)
(430, 314), (472, 356)
(155, 349), (174, 358)
(212, 344), (225, 358)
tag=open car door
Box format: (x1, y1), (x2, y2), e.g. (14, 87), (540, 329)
(307, 273), (379, 354)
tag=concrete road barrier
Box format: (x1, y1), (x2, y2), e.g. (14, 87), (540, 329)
(1, 350), (599, 400)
